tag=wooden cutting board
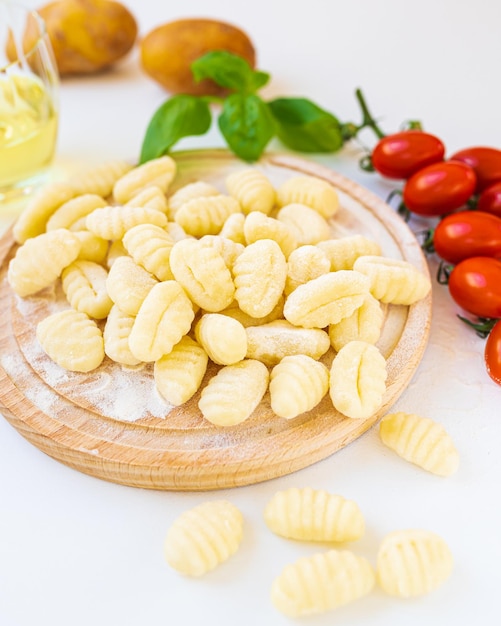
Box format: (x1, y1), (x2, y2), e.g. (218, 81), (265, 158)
(0, 150), (432, 491)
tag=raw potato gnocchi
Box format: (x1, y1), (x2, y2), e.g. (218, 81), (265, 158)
(379, 411), (460, 476)
(112, 155), (176, 203)
(195, 313), (247, 365)
(225, 167), (276, 215)
(164, 500), (244, 577)
(376, 529), (454, 597)
(271, 549), (375, 617)
(264, 487), (365, 542)
(61, 260), (113, 319)
(276, 174), (339, 218)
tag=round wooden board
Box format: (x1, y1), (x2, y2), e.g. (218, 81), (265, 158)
(0, 150), (432, 491)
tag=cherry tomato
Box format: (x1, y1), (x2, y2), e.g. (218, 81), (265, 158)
(433, 211), (501, 264)
(403, 161), (477, 216)
(476, 181), (501, 218)
(485, 320), (501, 386)
(448, 257), (501, 318)
(371, 130), (445, 180)
(449, 146), (501, 192)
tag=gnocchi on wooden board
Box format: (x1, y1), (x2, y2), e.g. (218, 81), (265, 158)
(7, 155), (432, 425)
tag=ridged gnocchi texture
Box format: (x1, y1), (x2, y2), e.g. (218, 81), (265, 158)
(225, 168), (276, 215)
(277, 203), (331, 244)
(195, 314), (247, 365)
(379, 412), (460, 476)
(232, 239), (287, 318)
(124, 185), (168, 213)
(271, 550), (375, 617)
(36, 309), (104, 372)
(61, 260), (113, 319)
(167, 180), (219, 218)
(283, 270), (370, 328)
(246, 320), (330, 366)
(276, 175), (339, 218)
(174, 194), (241, 237)
(243, 211), (298, 258)
(68, 159), (133, 197)
(169, 238), (235, 312)
(264, 487), (365, 542)
(285, 245), (331, 295)
(199, 235), (244, 270)
(122, 223), (175, 281)
(164, 500), (244, 577)
(377, 529), (453, 597)
(353, 255), (431, 305)
(328, 294), (384, 352)
(103, 305), (142, 367)
(13, 182), (76, 243)
(318, 235), (382, 271)
(329, 341), (387, 419)
(270, 356), (329, 418)
(128, 281), (195, 362)
(85, 205), (167, 240)
(8, 229), (81, 296)
(105, 256), (158, 316)
(113, 156), (176, 204)
(45, 194), (107, 231)
(199, 359), (269, 426)
(154, 336), (209, 406)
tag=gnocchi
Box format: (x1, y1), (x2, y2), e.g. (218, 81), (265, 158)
(112, 155), (176, 204)
(194, 313), (247, 365)
(61, 260), (113, 320)
(276, 174), (339, 218)
(225, 167), (276, 215)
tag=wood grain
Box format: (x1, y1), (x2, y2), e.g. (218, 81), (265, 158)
(0, 150), (432, 491)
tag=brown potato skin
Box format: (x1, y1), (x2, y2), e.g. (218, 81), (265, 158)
(8, 0), (138, 75)
(140, 19), (256, 96)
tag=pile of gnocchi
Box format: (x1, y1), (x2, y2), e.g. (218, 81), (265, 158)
(7, 155), (431, 425)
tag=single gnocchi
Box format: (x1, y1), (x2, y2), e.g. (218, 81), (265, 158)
(271, 549), (375, 618)
(246, 320), (330, 366)
(329, 341), (387, 419)
(328, 294), (384, 352)
(167, 180), (220, 218)
(8, 229), (81, 297)
(353, 255), (431, 305)
(164, 500), (244, 577)
(174, 194), (241, 237)
(225, 168), (276, 215)
(128, 281), (195, 362)
(232, 239), (287, 318)
(154, 336), (209, 406)
(169, 238), (235, 312)
(318, 235), (382, 271)
(45, 194), (107, 231)
(124, 185), (168, 213)
(195, 314), (247, 365)
(219, 212), (246, 244)
(74, 231), (109, 264)
(276, 174), (339, 218)
(376, 529), (453, 597)
(285, 245), (331, 295)
(103, 305), (142, 367)
(85, 205), (167, 240)
(105, 256), (158, 316)
(198, 359), (269, 426)
(379, 412), (460, 476)
(113, 156), (176, 204)
(283, 270), (370, 328)
(122, 223), (175, 281)
(36, 309), (105, 372)
(243, 211), (298, 258)
(264, 487), (365, 542)
(276, 203), (331, 244)
(269, 355), (329, 418)
(61, 260), (113, 319)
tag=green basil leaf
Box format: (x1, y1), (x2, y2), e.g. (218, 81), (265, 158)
(191, 51), (270, 93)
(218, 94), (276, 162)
(139, 95), (212, 163)
(268, 97), (344, 152)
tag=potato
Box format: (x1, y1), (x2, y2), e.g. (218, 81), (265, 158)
(139, 18), (256, 96)
(8, 0), (138, 75)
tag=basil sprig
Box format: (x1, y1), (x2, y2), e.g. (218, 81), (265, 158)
(140, 51), (384, 163)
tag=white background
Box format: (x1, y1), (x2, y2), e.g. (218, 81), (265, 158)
(1, 1), (501, 625)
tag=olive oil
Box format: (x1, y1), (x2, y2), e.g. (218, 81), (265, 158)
(0, 72), (58, 189)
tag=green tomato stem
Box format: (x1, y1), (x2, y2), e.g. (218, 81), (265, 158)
(354, 88), (386, 139)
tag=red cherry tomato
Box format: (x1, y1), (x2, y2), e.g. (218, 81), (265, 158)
(403, 161), (477, 216)
(448, 257), (501, 318)
(485, 320), (501, 386)
(449, 146), (501, 192)
(476, 181), (501, 218)
(371, 130), (445, 180)
(433, 211), (501, 264)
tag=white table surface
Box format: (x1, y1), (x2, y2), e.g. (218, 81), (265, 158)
(1, 1), (500, 625)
